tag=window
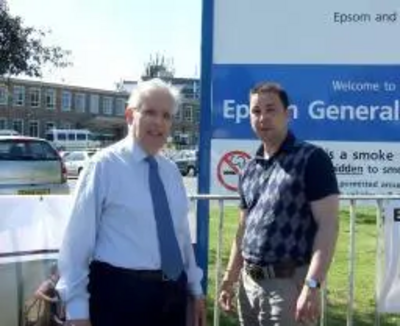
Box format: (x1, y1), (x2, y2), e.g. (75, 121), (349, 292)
(57, 132), (67, 141)
(183, 105), (193, 122)
(77, 133), (87, 141)
(46, 122), (55, 131)
(103, 97), (113, 115)
(13, 86), (25, 106)
(116, 98), (126, 116)
(65, 152), (85, 162)
(29, 141), (58, 160)
(67, 132), (75, 141)
(175, 107), (182, 122)
(0, 118), (7, 129)
(0, 139), (58, 161)
(90, 94), (99, 114)
(12, 119), (23, 134)
(0, 86), (7, 105)
(75, 93), (86, 113)
(45, 89), (56, 109)
(194, 106), (200, 123)
(62, 91), (71, 111)
(193, 81), (200, 99)
(173, 130), (181, 140)
(30, 88), (41, 107)
(29, 121), (40, 137)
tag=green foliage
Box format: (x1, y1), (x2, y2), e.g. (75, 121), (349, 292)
(0, 6), (71, 77)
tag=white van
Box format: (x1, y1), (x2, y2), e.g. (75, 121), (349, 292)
(45, 129), (101, 151)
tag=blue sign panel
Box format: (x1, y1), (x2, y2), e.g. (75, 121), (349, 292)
(212, 64), (400, 141)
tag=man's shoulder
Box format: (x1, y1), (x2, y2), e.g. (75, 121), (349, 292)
(86, 139), (129, 169)
(292, 140), (335, 173)
(157, 153), (181, 174)
(292, 139), (323, 158)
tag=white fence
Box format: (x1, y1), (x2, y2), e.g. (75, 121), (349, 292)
(188, 194), (400, 326)
(1, 194), (400, 326)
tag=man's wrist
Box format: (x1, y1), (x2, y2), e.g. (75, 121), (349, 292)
(304, 277), (321, 290)
(222, 268), (239, 283)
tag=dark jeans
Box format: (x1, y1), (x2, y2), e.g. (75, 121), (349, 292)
(88, 261), (188, 326)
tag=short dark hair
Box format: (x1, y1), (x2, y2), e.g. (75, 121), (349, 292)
(249, 82), (290, 109)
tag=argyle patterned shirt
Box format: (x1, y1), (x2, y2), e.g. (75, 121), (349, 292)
(239, 131), (339, 266)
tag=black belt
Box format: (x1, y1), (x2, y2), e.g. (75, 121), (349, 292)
(91, 260), (177, 282)
(244, 260), (302, 280)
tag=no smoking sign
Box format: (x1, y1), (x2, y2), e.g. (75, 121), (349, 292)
(217, 151), (251, 192)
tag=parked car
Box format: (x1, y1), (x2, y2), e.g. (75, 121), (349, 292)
(0, 129), (20, 136)
(0, 136), (69, 195)
(63, 150), (97, 178)
(173, 150), (198, 176)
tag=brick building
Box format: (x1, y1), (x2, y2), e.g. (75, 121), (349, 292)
(0, 76), (200, 148)
(0, 77), (127, 141)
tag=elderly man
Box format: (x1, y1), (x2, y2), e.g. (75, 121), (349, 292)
(56, 78), (206, 326)
(219, 82), (340, 325)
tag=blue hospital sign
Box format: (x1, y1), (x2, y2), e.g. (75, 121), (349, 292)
(199, 0), (400, 197)
(196, 0), (400, 292)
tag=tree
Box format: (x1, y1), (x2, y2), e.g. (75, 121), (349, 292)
(0, 4), (71, 77)
(142, 53), (175, 79)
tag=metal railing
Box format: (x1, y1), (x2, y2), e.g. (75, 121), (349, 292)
(188, 194), (400, 326)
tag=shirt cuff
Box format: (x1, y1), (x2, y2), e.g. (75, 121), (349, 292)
(188, 281), (204, 298)
(66, 298), (89, 320)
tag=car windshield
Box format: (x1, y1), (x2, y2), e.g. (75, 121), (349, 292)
(0, 139), (59, 161)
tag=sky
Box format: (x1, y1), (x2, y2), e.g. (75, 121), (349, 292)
(8, 0), (202, 90)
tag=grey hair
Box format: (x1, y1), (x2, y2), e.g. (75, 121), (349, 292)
(127, 78), (181, 115)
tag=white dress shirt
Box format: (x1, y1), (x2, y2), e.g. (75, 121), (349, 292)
(56, 136), (203, 320)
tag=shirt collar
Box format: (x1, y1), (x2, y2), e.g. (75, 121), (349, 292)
(125, 136), (159, 163)
(255, 130), (296, 162)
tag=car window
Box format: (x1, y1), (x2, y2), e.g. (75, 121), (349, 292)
(75, 153), (85, 160)
(65, 152), (78, 161)
(77, 133), (87, 141)
(0, 140), (59, 160)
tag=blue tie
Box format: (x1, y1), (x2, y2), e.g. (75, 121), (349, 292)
(146, 156), (184, 280)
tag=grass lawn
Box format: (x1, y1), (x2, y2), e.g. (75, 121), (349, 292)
(204, 205), (400, 325)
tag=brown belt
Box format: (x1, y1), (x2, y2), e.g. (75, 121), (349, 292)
(244, 260), (300, 280)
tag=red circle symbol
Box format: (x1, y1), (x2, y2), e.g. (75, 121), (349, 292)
(217, 151), (251, 192)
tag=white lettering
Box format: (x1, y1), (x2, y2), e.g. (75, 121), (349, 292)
(222, 100), (249, 123)
(308, 100), (400, 121)
(332, 80), (380, 92)
(288, 105), (299, 119)
(236, 104), (249, 123)
(309, 101), (325, 119)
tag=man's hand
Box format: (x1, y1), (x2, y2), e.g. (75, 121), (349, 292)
(295, 286), (320, 324)
(64, 320), (92, 326)
(193, 296), (207, 326)
(218, 280), (235, 313)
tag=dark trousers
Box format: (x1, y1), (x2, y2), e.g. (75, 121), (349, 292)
(88, 261), (188, 326)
